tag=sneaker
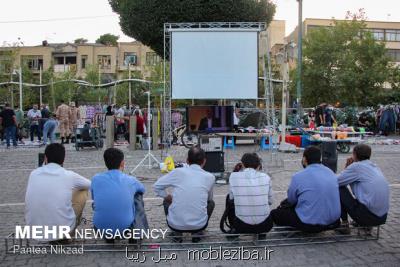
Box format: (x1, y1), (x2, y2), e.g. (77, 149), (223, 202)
(335, 222), (351, 235)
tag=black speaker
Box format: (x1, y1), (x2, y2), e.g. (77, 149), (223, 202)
(204, 152), (225, 173)
(321, 141), (338, 173)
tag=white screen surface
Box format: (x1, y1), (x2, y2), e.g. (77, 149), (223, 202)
(171, 31), (258, 99)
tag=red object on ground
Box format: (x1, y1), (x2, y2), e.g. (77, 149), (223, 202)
(279, 135), (302, 147)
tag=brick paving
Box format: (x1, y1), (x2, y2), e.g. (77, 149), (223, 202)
(0, 141), (399, 266)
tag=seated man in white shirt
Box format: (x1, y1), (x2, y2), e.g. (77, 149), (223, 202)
(222, 153), (273, 236)
(25, 143), (91, 241)
(153, 147), (215, 243)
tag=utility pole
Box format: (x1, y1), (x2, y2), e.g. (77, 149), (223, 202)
(296, 0), (303, 118)
(19, 67), (23, 112)
(39, 66), (43, 107)
(128, 64), (132, 108)
(9, 72), (14, 108)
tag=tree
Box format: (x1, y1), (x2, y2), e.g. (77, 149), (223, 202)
(109, 0), (276, 56)
(74, 38), (88, 44)
(297, 16), (395, 107)
(96, 34), (119, 46)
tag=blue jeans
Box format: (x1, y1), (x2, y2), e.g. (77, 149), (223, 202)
(5, 126), (17, 147)
(42, 120), (57, 144)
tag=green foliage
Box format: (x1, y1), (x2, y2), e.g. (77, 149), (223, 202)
(296, 19), (396, 107)
(109, 0), (276, 56)
(95, 33), (119, 46)
(74, 38), (88, 44)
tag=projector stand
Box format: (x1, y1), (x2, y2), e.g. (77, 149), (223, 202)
(130, 91), (160, 174)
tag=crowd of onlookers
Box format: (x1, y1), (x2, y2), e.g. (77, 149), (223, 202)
(24, 143), (389, 242)
(0, 102), (148, 148)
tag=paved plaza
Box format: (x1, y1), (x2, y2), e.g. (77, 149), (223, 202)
(0, 141), (399, 266)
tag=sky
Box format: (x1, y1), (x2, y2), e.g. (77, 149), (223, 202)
(1, 0), (400, 46)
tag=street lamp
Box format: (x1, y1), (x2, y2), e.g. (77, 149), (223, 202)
(12, 67), (23, 112)
(275, 49), (290, 146)
(296, 0), (303, 121)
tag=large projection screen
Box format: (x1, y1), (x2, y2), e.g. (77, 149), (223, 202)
(171, 30), (258, 99)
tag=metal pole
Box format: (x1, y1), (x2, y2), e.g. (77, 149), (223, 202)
(39, 66), (43, 107)
(10, 72), (14, 108)
(128, 64), (132, 108)
(296, 0), (303, 116)
(281, 54), (289, 145)
(19, 67), (23, 112)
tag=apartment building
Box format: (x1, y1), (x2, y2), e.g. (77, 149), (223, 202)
(286, 18), (400, 64)
(0, 41), (161, 80)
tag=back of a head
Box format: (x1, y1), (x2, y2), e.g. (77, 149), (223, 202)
(134, 110), (140, 116)
(241, 153), (261, 169)
(303, 146), (321, 165)
(60, 100), (64, 104)
(353, 144), (371, 161)
(187, 146), (206, 166)
(103, 148), (124, 170)
(45, 143), (65, 165)
(5, 103), (10, 108)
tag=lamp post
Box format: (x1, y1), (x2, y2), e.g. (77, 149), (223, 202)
(296, 0), (303, 120)
(13, 68), (23, 112)
(276, 50), (289, 146)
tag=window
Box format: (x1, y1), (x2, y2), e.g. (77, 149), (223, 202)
(146, 52), (160, 66)
(124, 52), (137, 65)
(21, 55), (43, 70)
(0, 53), (13, 73)
(97, 55), (112, 69)
(386, 30), (400, 42)
(370, 29), (385, 41)
(387, 49), (400, 62)
(81, 55), (88, 69)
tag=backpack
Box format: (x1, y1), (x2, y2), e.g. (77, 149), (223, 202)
(219, 194), (236, 233)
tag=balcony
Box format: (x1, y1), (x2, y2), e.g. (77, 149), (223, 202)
(54, 64), (77, 73)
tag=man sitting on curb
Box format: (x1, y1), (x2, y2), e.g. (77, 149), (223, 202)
(271, 146), (341, 233)
(221, 153), (273, 238)
(153, 147), (215, 243)
(91, 148), (146, 243)
(25, 143), (91, 241)
(337, 144), (389, 234)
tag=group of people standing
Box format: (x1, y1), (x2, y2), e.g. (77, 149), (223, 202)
(24, 142), (388, 243)
(0, 101), (81, 148)
(309, 103), (337, 128)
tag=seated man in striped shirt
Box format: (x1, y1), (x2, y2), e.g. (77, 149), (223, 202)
(223, 153), (273, 235)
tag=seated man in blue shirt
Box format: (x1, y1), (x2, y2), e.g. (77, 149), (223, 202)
(271, 146), (341, 233)
(91, 148), (146, 242)
(337, 144), (389, 231)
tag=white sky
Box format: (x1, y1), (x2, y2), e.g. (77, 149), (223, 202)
(1, 0), (400, 46)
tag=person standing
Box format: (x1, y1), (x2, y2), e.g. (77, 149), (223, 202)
(40, 104), (50, 137)
(69, 102), (80, 143)
(0, 103), (17, 148)
(14, 105), (24, 144)
(233, 103), (240, 132)
(315, 103), (326, 127)
(27, 104), (42, 143)
(42, 114), (58, 145)
(324, 105), (336, 127)
(56, 100), (71, 144)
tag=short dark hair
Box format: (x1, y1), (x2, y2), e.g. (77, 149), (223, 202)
(187, 146), (206, 165)
(5, 103), (10, 107)
(241, 153), (261, 169)
(353, 144), (371, 161)
(303, 146), (321, 165)
(60, 100), (64, 103)
(45, 143), (65, 165)
(103, 148), (124, 170)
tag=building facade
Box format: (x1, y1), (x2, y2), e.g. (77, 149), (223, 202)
(0, 41), (161, 81)
(286, 18), (400, 64)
